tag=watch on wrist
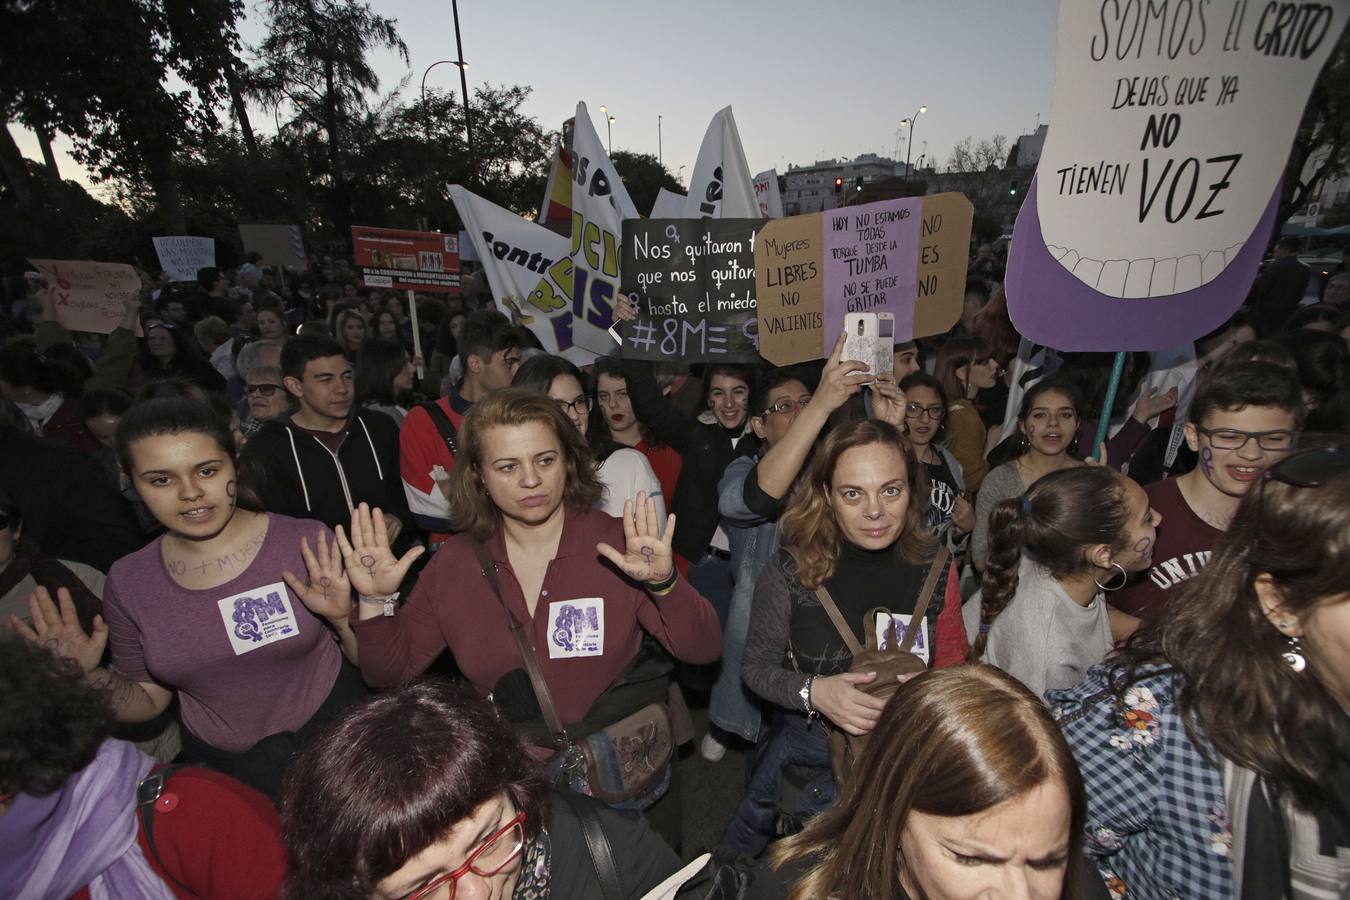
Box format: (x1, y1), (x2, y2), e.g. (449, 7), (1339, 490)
(799, 675), (817, 716)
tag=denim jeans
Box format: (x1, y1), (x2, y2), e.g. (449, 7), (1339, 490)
(718, 710), (837, 857)
(689, 553), (735, 627)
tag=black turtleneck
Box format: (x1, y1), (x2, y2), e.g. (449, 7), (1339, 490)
(787, 539), (932, 676)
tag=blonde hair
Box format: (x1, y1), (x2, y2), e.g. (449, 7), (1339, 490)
(445, 388), (603, 540)
(779, 419), (934, 588)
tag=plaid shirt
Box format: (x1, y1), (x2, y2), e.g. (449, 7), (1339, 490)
(1049, 665), (1233, 899)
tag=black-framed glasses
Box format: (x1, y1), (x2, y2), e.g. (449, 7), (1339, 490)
(244, 383), (282, 397)
(1195, 425), (1297, 452)
(556, 396), (592, 416)
(905, 403), (945, 420)
(403, 812), (527, 900)
(1263, 446), (1350, 488)
(763, 397), (811, 417)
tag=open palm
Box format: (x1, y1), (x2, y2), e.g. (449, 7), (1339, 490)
(335, 503), (425, 597)
(11, 587), (106, 674)
(597, 492), (676, 585)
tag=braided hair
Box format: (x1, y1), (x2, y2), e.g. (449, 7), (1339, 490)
(972, 466), (1129, 658)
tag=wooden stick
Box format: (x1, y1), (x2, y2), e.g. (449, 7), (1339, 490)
(407, 288), (424, 380)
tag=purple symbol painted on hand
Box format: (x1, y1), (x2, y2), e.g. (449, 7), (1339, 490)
(360, 554), (376, 578)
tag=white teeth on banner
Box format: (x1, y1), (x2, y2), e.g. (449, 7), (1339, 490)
(1046, 242), (1249, 297)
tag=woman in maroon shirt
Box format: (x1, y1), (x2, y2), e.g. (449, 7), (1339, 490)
(346, 389), (721, 825)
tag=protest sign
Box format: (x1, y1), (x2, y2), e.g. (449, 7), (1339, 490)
(28, 259), (140, 335)
(753, 169), (784, 219)
(152, 236), (215, 283)
(619, 218), (760, 363)
(450, 185), (574, 357)
(684, 107), (759, 219)
(754, 193), (972, 365)
(650, 188), (687, 219)
(239, 224), (308, 270)
(1006, 0), (1349, 350)
(351, 225), (460, 294)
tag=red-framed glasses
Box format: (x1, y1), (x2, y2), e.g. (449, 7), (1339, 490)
(404, 811), (527, 900)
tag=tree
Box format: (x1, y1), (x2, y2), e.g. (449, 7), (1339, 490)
(609, 151), (681, 217)
(252, 0), (409, 240)
(947, 134), (1009, 173)
(1277, 28), (1350, 239)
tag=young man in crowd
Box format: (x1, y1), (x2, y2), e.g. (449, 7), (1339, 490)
(1111, 360), (1303, 630)
(398, 309), (522, 539)
(241, 334), (412, 548)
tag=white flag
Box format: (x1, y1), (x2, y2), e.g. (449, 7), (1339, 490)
(684, 106), (758, 219)
(567, 102), (636, 353)
(449, 185), (571, 355)
(650, 187), (687, 219)
(753, 169), (784, 219)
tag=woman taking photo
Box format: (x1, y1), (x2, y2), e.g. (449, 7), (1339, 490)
(729, 419), (968, 855)
(750, 665), (1087, 900)
(972, 378), (1085, 570)
(934, 335), (999, 493)
(1051, 446), (1350, 898)
(512, 354), (666, 521)
(976, 466), (1160, 697)
(10, 396), (370, 798)
(280, 680), (689, 899)
(898, 371), (975, 550)
(355, 336), (417, 426)
(350, 389), (720, 836)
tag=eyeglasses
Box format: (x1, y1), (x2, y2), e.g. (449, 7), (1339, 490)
(1263, 446), (1350, 488)
(1195, 425), (1297, 452)
(403, 812), (526, 900)
(905, 403), (945, 420)
(244, 383), (283, 397)
(556, 396), (592, 416)
(763, 397), (811, 417)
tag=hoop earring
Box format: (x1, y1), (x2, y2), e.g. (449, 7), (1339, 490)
(1093, 563), (1128, 592)
(1282, 635), (1307, 673)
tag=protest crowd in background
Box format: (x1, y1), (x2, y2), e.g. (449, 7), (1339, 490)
(4, 28), (1350, 900)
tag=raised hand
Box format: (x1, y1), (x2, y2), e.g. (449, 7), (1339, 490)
(11, 587), (106, 674)
(869, 375), (908, 429)
(951, 494), (976, 534)
(282, 531), (354, 623)
(596, 492), (676, 585)
(335, 503), (425, 597)
(816, 331), (872, 413)
(613, 293), (639, 322)
(1132, 385), (1179, 423)
(810, 671), (888, 736)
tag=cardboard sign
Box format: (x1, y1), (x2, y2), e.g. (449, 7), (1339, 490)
(351, 225), (460, 294)
(28, 259), (140, 335)
(620, 218), (760, 363)
(754, 193), (972, 365)
(152, 236), (215, 283)
(1007, 0), (1349, 350)
(238, 224), (308, 270)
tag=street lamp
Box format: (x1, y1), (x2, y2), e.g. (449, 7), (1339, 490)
(599, 105), (615, 153)
(899, 105), (927, 179)
(420, 58), (473, 172)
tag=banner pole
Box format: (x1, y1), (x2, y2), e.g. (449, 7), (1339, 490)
(1092, 351), (1127, 462)
(407, 289), (424, 381)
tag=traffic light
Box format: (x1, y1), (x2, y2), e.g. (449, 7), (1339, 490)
(855, 176), (864, 192)
(1009, 180), (1019, 197)
(834, 177), (843, 193)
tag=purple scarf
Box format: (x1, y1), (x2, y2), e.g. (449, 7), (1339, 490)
(0, 739), (176, 900)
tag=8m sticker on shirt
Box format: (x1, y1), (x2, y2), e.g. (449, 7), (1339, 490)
(874, 613), (930, 665)
(547, 598), (604, 659)
(217, 581), (300, 656)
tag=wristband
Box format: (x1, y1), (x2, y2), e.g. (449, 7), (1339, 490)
(646, 569), (678, 595)
(359, 592), (400, 617)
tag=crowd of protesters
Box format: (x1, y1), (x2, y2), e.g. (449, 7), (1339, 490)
(0, 230), (1348, 899)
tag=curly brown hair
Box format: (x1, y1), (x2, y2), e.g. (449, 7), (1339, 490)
(779, 418), (934, 589)
(446, 388), (604, 540)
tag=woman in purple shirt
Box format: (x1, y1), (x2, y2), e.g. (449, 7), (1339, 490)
(11, 397), (375, 797)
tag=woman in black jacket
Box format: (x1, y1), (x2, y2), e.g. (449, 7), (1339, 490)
(280, 680), (688, 900)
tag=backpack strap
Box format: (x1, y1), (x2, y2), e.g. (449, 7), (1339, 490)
(812, 584), (863, 656)
(556, 790), (624, 900)
(419, 400), (459, 457)
(900, 547), (949, 655)
(136, 764), (196, 895)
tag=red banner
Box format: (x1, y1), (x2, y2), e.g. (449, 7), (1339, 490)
(351, 225), (460, 294)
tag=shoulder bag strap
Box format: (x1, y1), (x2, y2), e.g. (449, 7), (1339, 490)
(419, 400), (459, 456)
(136, 764), (196, 895)
(899, 547), (950, 654)
(557, 790), (625, 900)
(469, 540), (569, 743)
(812, 584), (863, 656)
